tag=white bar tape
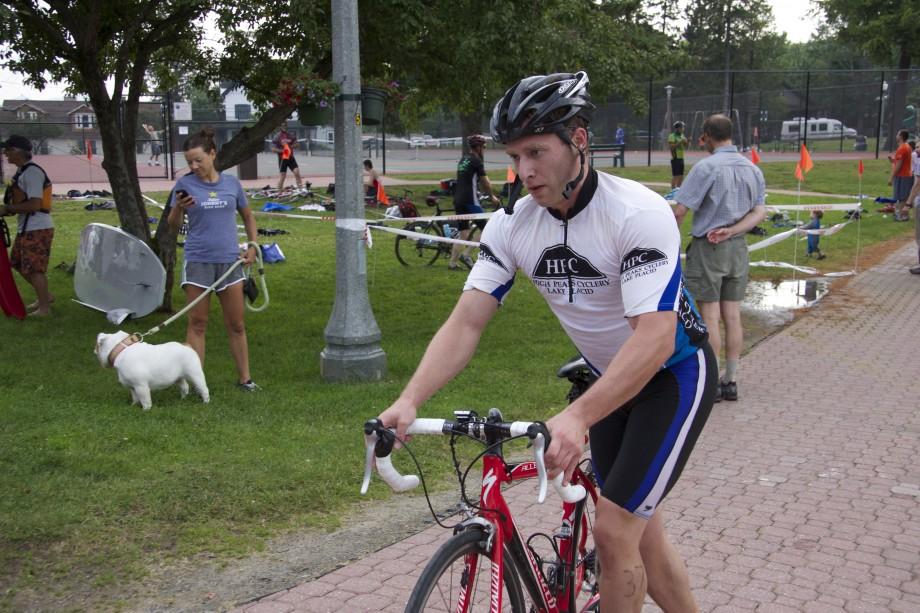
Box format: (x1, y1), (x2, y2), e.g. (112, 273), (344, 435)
(406, 419), (447, 435)
(370, 224), (480, 248)
(375, 455), (420, 492)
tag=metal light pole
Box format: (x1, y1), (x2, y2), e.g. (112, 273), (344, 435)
(664, 84), (674, 149)
(320, 0), (387, 381)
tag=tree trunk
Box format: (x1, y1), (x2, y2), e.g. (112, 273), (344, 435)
(151, 207), (179, 312)
(215, 104), (295, 170)
(90, 97), (151, 241)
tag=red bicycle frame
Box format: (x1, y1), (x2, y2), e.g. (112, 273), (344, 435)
(455, 453), (599, 613)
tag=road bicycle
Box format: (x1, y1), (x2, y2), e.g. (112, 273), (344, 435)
(393, 194), (499, 268)
(363, 357), (601, 612)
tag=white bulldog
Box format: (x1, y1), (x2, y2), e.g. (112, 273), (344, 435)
(95, 330), (209, 410)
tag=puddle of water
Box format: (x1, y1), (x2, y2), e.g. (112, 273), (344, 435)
(740, 279), (831, 348)
(744, 279), (830, 312)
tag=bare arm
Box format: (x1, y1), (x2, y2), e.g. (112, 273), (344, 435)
(167, 192), (194, 233)
(378, 289), (499, 439)
(239, 206), (259, 264)
(545, 311), (678, 479)
(479, 176), (499, 205)
(706, 204), (767, 244)
(907, 176), (920, 207)
(673, 202), (691, 226)
(0, 197), (42, 215)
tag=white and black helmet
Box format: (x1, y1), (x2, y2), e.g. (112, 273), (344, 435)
(490, 71), (595, 145)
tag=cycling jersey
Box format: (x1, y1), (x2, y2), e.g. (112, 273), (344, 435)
(453, 153), (486, 210)
(464, 169), (707, 373)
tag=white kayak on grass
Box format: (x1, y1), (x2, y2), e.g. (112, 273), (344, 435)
(74, 223), (166, 319)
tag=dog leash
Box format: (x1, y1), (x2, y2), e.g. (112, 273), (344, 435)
(137, 242), (268, 341)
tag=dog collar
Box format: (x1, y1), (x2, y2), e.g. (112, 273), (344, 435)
(107, 333), (141, 367)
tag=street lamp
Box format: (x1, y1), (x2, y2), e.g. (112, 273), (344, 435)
(664, 84), (674, 149)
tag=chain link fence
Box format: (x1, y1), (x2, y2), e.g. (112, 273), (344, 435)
(3, 69), (918, 186)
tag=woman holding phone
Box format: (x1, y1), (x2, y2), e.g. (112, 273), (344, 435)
(167, 127), (260, 391)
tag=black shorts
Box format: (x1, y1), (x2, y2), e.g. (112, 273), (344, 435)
(589, 343), (717, 519)
(279, 156), (299, 172)
(453, 201), (486, 232)
(670, 158), (685, 177)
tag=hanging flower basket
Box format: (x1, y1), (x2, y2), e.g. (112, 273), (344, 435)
(361, 87), (387, 126)
(298, 103), (334, 126)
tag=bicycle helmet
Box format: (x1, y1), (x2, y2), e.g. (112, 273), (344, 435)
(489, 71), (594, 145)
(673, 121), (685, 130)
(491, 71), (595, 212)
(467, 134), (487, 148)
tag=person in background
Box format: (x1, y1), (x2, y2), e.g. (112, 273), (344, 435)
(271, 122), (304, 191)
(803, 209), (826, 260)
(363, 159), (381, 200)
(668, 121), (690, 189)
(0, 134), (54, 316)
(674, 114), (767, 403)
(448, 134), (499, 270)
(907, 140), (920, 274)
(888, 129), (913, 222)
(614, 124), (625, 145)
(167, 127), (260, 391)
(143, 123), (163, 166)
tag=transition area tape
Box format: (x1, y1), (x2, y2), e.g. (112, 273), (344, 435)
(375, 211), (494, 224)
(369, 223), (480, 247)
(766, 203), (862, 212)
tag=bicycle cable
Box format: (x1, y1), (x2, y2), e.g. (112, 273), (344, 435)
(385, 431), (478, 530)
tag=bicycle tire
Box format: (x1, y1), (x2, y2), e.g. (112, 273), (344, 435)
(395, 222), (443, 267)
(405, 529), (529, 612)
(566, 472), (599, 612)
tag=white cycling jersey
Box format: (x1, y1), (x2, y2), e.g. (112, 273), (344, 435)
(465, 170), (707, 373)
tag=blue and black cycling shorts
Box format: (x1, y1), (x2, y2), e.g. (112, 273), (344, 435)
(589, 343), (717, 519)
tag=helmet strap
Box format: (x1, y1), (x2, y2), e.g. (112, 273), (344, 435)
(559, 129), (586, 201)
(504, 176), (524, 215)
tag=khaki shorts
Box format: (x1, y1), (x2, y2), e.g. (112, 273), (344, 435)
(11, 228), (53, 276)
(684, 235), (749, 303)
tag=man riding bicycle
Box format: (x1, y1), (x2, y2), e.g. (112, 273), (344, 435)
(378, 71), (717, 612)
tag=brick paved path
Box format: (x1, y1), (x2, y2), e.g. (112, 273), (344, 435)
(238, 243), (920, 613)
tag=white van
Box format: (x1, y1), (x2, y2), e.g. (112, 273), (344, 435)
(781, 117), (857, 141)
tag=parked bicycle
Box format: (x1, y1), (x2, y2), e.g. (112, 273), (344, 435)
(362, 358), (601, 612)
(393, 193), (499, 268)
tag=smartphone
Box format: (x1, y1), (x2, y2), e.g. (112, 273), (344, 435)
(175, 189), (189, 200)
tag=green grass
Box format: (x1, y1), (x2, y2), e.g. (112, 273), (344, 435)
(0, 169), (913, 607)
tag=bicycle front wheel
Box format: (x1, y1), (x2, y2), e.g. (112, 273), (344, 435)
(567, 469), (599, 612)
(406, 529), (529, 612)
(395, 222), (442, 267)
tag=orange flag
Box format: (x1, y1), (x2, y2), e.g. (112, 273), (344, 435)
(506, 166), (516, 182)
(376, 181), (389, 205)
(750, 149), (761, 165)
(794, 144), (814, 182)
(86, 140), (92, 160)
(858, 160), (864, 176)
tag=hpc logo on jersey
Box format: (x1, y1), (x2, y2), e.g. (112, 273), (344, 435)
(532, 244), (609, 296)
(620, 247), (668, 283)
(478, 244), (509, 272)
